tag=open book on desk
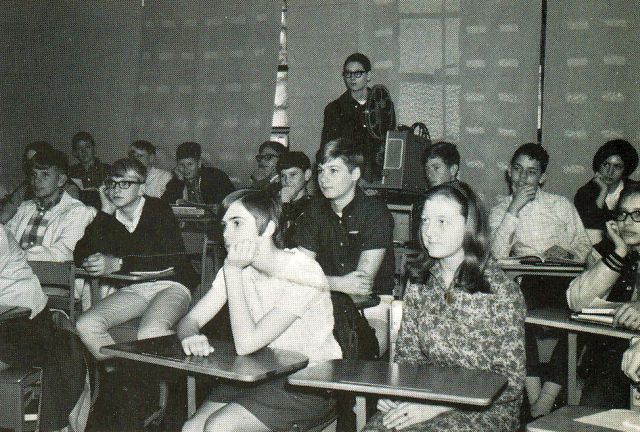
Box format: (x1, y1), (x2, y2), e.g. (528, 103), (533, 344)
(171, 204), (218, 218)
(500, 254), (584, 267)
(570, 299), (623, 326)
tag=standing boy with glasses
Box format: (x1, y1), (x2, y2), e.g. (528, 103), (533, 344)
(250, 140), (288, 193)
(162, 141), (235, 206)
(321, 53), (396, 182)
(75, 158), (198, 360)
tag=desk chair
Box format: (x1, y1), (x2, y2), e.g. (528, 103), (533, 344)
(0, 367), (42, 432)
(389, 300), (404, 362)
(181, 231), (209, 303)
(28, 260), (80, 324)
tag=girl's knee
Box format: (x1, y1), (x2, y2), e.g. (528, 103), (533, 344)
(182, 417), (202, 432)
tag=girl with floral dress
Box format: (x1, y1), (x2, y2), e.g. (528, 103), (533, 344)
(364, 182), (526, 432)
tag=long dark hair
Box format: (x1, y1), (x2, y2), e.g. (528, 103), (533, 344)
(407, 182), (491, 294)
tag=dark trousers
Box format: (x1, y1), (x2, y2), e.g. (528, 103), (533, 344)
(521, 276), (572, 389)
(0, 308), (87, 431)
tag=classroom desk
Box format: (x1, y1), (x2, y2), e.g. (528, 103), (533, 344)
(526, 308), (638, 406)
(75, 268), (176, 305)
(101, 335), (309, 417)
(526, 406), (639, 432)
(498, 261), (584, 280)
(288, 359), (508, 431)
(350, 294), (381, 311)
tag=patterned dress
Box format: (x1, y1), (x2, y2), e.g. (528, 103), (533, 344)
(363, 257), (526, 432)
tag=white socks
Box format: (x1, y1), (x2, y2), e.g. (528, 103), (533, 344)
(530, 381), (562, 418)
(525, 376), (541, 405)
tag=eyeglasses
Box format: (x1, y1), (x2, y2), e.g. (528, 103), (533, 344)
(342, 70), (366, 79)
(613, 210), (640, 223)
(255, 154), (278, 162)
(104, 179), (143, 190)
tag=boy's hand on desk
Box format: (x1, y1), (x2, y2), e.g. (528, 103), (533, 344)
(622, 340), (640, 382)
(82, 253), (121, 276)
(181, 334), (215, 356)
(613, 302), (640, 330)
(382, 402), (452, 430)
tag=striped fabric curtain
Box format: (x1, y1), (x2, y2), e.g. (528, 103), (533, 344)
(542, 1), (640, 198)
(131, 0), (281, 185)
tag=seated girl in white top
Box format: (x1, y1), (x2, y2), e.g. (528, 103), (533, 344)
(178, 189), (342, 432)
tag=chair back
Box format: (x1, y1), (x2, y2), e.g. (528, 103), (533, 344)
(28, 261), (78, 324)
(389, 300), (403, 362)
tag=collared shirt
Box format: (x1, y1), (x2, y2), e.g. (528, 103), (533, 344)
(605, 180), (624, 210)
(489, 189), (592, 261)
(294, 189), (395, 294)
(20, 190), (64, 249)
(6, 191), (96, 262)
(69, 160), (111, 190)
(182, 176), (203, 204)
(115, 197), (146, 233)
(145, 167), (172, 198)
(281, 195), (312, 248)
(0, 226), (48, 318)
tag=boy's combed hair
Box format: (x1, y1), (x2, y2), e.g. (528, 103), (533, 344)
(132, 140), (156, 155)
(110, 158), (148, 182)
(407, 182), (491, 294)
(31, 146), (70, 175)
(316, 138), (364, 172)
(176, 141), (201, 161)
(222, 189), (284, 248)
(258, 140), (288, 156)
(22, 140), (52, 173)
(277, 151), (311, 173)
(421, 141), (460, 167)
(71, 131), (95, 148)
(511, 142), (549, 173)
(343, 53), (371, 72)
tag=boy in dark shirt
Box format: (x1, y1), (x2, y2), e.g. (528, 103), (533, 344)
(295, 138), (394, 352)
(277, 151), (312, 247)
(162, 141), (235, 206)
(294, 138), (395, 428)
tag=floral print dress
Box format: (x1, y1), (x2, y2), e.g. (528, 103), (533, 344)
(364, 256), (526, 432)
